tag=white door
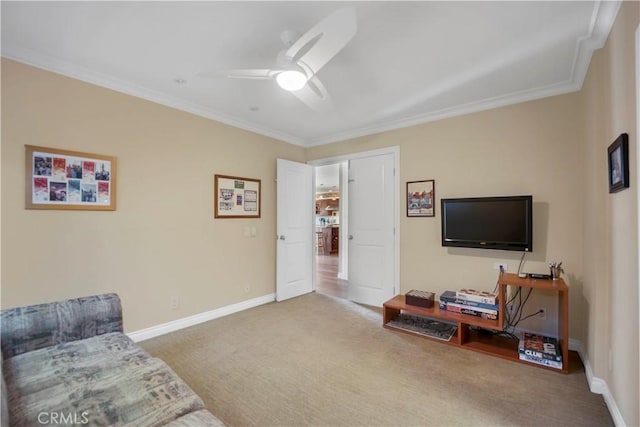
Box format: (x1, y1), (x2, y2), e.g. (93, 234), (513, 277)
(276, 159), (314, 301)
(347, 153), (396, 306)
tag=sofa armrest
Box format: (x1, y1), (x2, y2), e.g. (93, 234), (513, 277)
(1, 293), (123, 359)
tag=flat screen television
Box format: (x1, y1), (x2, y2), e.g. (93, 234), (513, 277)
(441, 195), (533, 252)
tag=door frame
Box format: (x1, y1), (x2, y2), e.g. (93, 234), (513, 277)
(308, 146), (400, 296)
(632, 25), (640, 402)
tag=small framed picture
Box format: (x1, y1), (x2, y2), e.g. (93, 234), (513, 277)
(608, 133), (629, 194)
(214, 174), (261, 218)
(407, 180), (435, 217)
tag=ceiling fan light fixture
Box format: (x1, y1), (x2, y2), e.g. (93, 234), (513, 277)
(276, 70), (307, 91)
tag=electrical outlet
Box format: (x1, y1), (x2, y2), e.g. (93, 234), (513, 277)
(170, 296), (180, 310)
(493, 262), (507, 272)
(538, 307), (546, 320)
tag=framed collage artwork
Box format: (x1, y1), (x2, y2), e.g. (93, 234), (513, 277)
(25, 145), (117, 211)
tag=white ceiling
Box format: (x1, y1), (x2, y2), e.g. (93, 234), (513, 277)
(1, 1), (620, 147)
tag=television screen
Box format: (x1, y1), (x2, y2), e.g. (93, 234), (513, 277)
(441, 195), (532, 252)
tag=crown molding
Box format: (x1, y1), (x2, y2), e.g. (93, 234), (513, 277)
(2, 1), (620, 149)
(303, 80), (582, 147)
(303, 0), (621, 147)
(1, 46), (306, 147)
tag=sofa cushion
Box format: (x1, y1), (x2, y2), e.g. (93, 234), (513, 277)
(1, 358), (8, 427)
(1, 293), (123, 358)
(162, 409), (226, 426)
(3, 332), (150, 396)
(4, 333), (206, 426)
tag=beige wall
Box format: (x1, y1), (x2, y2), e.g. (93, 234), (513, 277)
(308, 93), (585, 338)
(1, 59), (305, 332)
(2, 6), (639, 423)
(580, 1), (639, 425)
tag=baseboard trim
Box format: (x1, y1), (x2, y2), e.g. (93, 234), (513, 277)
(569, 338), (626, 426)
(127, 293), (276, 343)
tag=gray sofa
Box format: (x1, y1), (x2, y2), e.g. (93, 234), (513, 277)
(1, 294), (224, 426)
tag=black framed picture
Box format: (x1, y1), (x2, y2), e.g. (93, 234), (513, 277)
(608, 133), (629, 194)
(407, 179), (435, 217)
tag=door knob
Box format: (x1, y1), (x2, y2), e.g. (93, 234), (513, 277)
(348, 235), (354, 240)
(279, 235), (286, 240)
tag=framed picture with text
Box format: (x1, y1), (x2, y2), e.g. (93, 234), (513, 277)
(25, 145), (117, 211)
(214, 174), (261, 218)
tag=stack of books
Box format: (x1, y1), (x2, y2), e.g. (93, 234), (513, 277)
(518, 332), (563, 369)
(438, 289), (499, 320)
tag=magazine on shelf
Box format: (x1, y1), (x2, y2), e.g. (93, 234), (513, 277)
(518, 332), (562, 362)
(518, 352), (563, 369)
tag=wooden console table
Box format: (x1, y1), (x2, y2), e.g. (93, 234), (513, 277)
(382, 273), (569, 374)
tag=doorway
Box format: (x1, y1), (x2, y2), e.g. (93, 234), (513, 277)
(309, 146), (400, 307)
(276, 147), (399, 306)
(315, 163), (348, 299)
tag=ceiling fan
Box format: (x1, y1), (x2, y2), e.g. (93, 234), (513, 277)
(199, 7), (357, 112)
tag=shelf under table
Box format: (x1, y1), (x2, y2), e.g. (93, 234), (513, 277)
(383, 295), (501, 330)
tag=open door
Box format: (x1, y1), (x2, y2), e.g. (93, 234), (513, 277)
(347, 153), (396, 306)
(276, 159), (314, 301)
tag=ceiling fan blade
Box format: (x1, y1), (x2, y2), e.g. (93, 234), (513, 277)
(197, 69), (276, 80)
(226, 69), (277, 80)
(291, 76), (332, 112)
(286, 7), (357, 76)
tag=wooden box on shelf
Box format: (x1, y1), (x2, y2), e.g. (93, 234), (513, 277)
(405, 290), (435, 308)
(382, 273), (569, 374)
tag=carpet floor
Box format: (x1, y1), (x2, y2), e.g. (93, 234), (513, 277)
(140, 292), (612, 427)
